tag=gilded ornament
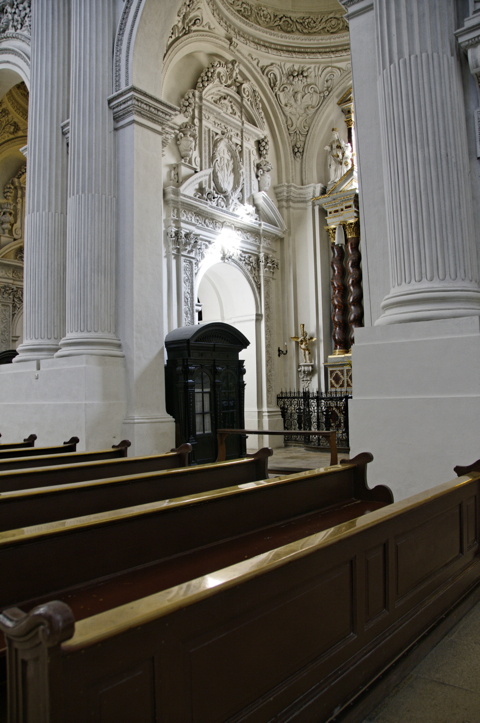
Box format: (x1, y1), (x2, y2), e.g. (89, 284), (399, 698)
(291, 324), (316, 364)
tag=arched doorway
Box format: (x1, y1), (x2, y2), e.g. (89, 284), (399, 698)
(197, 261), (261, 438)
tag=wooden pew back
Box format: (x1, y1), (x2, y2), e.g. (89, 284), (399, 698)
(0, 443), (192, 494)
(0, 434), (36, 450)
(0, 454), (388, 611)
(1, 467), (477, 723)
(0, 436), (80, 459)
(0, 440), (130, 471)
(0, 447), (269, 530)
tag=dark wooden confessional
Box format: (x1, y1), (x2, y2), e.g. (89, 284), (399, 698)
(165, 322), (249, 464)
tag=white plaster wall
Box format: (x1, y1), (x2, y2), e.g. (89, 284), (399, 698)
(350, 316), (480, 500)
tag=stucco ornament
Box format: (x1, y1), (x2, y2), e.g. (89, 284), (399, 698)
(224, 0), (348, 35)
(262, 63), (340, 159)
(325, 128), (352, 191)
(256, 159), (272, 192)
(176, 122), (197, 164)
(212, 134), (244, 208)
(0, 0), (30, 36)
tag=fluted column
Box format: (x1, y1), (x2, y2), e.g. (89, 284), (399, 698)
(376, 0), (480, 324)
(345, 219), (363, 348)
(56, 0), (122, 357)
(326, 226), (348, 354)
(15, 0), (70, 362)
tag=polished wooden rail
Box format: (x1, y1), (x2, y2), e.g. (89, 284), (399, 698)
(217, 428), (338, 465)
(0, 433), (36, 450)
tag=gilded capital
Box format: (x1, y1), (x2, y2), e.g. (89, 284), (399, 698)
(325, 225), (337, 243)
(344, 219), (360, 238)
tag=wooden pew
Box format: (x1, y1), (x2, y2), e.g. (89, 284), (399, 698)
(0, 443), (193, 494)
(0, 436), (80, 459)
(0, 440), (131, 472)
(0, 434), (36, 450)
(0, 447), (270, 529)
(0, 454), (390, 626)
(0, 465), (478, 723)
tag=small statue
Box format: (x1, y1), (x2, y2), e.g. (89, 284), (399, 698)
(325, 128), (352, 191)
(291, 324), (316, 363)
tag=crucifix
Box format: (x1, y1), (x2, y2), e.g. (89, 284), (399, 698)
(291, 324), (316, 363)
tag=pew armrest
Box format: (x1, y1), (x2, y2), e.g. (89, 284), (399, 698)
(247, 446), (273, 480)
(170, 443), (193, 467)
(454, 459), (480, 477)
(112, 440), (131, 457)
(341, 451), (394, 504)
(22, 434), (37, 446)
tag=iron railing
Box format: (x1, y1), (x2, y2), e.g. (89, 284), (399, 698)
(277, 390), (351, 449)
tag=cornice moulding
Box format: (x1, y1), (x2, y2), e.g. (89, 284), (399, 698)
(340, 0), (374, 21)
(108, 85), (179, 131)
(275, 182), (325, 205)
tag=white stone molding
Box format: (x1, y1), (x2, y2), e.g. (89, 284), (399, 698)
(15, 0), (69, 362)
(113, 0), (144, 92)
(207, 0), (350, 58)
(57, 0), (122, 358)
(275, 182), (325, 207)
(108, 86), (179, 142)
(374, 0), (480, 325)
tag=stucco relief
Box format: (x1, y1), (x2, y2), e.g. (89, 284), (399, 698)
(211, 135), (243, 208)
(183, 258), (195, 326)
(224, 0), (348, 35)
(0, 0), (30, 38)
(259, 62), (343, 159)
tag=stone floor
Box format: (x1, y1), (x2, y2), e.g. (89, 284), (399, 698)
(361, 599), (480, 723)
(262, 443), (346, 474)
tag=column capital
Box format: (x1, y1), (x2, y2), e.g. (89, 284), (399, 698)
(108, 86), (179, 149)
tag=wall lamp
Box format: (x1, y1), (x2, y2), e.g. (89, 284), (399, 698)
(278, 343), (288, 357)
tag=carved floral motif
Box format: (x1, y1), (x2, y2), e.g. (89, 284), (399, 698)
(167, 0), (213, 50)
(224, 0), (348, 35)
(183, 258), (195, 325)
(261, 63), (341, 159)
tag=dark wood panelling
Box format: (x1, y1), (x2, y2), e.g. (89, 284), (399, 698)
(466, 495), (478, 550)
(396, 505), (462, 599)
(365, 544), (387, 624)
(187, 563), (353, 722)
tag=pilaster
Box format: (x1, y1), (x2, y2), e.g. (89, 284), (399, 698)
(15, 0), (70, 361)
(56, 0), (122, 357)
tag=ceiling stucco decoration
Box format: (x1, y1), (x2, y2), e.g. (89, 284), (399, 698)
(258, 61), (343, 159)
(167, 0), (215, 51)
(224, 0), (347, 35)
(207, 0), (350, 57)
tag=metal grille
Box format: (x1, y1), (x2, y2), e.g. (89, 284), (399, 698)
(277, 390), (351, 449)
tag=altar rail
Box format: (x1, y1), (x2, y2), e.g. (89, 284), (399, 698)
(277, 390), (351, 449)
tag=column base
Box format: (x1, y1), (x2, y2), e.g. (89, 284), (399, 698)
(0, 355), (126, 449)
(14, 341), (61, 362)
(55, 333), (124, 358)
(377, 285), (480, 325)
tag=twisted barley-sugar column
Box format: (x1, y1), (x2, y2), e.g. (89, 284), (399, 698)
(345, 219), (363, 349)
(326, 226), (348, 354)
